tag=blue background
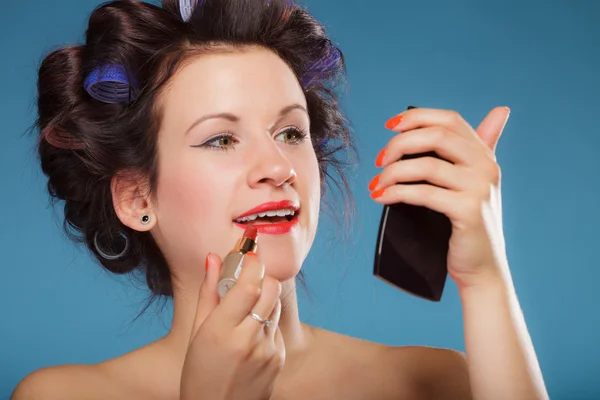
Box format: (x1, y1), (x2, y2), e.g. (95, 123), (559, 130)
(1, 0), (599, 398)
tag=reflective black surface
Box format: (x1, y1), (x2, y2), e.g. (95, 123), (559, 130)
(373, 106), (453, 301)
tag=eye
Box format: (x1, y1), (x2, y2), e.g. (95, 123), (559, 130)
(275, 126), (308, 145)
(195, 133), (238, 151)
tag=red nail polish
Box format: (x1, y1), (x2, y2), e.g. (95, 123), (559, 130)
(247, 251), (257, 257)
(375, 148), (386, 167)
(368, 175), (380, 191)
(370, 188), (385, 199)
(205, 254), (210, 271)
(385, 114), (403, 130)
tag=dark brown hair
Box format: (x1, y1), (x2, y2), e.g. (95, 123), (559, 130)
(34, 0), (356, 307)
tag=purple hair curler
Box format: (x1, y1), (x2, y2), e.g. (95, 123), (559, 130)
(180, 0), (203, 21)
(301, 45), (342, 88)
(84, 64), (137, 104)
(318, 137), (329, 150)
(180, 0), (294, 22)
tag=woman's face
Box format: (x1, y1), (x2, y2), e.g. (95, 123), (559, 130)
(152, 46), (320, 284)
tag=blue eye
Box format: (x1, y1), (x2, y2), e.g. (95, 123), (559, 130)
(275, 126), (308, 144)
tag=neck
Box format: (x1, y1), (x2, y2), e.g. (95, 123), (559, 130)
(163, 276), (312, 363)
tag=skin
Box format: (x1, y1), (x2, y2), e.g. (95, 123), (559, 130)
(12, 46), (549, 400)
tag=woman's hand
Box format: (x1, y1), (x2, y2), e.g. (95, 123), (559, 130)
(371, 106), (549, 399)
(369, 106), (511, 289)
(180, 252), (285, 400)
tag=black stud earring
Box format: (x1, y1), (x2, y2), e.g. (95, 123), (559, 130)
(141, 215), (151, 225)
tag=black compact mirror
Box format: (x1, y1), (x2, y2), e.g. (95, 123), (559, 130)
(373, 106), (453, 301)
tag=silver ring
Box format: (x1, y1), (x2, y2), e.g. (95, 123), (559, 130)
(250, 312), (273, 328)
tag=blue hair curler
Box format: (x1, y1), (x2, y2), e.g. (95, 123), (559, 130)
(84, 64), (137, 104)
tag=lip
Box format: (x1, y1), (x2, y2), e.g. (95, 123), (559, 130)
(234, 200), (299, 219)
(233, 214), (299, 234)
(234, 200), (300, 235)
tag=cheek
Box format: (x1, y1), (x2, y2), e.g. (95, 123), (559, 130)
(152, 152), (245, 269)
(154, 153), (230, 241)
(159, 166), (210, 218)
(308, 155), (321, 204)
(299, 148), (321, 229)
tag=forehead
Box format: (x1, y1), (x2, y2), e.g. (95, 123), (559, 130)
(160, 46), (307, 118)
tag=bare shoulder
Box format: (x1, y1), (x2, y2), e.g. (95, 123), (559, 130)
(310, 327), (472, 400)
(388, 345), (473, 400)
(11, 340), (178, 400)
(11, 364), (108, 400)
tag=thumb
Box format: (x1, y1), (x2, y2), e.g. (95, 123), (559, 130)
(476, 106), (511, 152)
(190, 252), (222, 342)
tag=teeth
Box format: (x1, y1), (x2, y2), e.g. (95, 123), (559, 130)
(235, 209), (296, 223)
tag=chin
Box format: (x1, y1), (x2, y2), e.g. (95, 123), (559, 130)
(234, 211), (315, 282)
(262, 257), (304, 282)
(256, 239), (305, 282)
(264, 265), (302, 283)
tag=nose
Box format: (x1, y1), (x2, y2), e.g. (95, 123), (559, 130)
(246, 138), (297, 189)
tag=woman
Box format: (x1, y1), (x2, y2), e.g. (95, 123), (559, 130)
(12, 0), (549, 399)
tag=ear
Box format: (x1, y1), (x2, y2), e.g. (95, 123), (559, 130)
(475, 106), (511, 152)
(111, 173), (156, 231)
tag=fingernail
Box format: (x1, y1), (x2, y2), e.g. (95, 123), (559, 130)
(247, 251), (257, 257)
(385, 114), (403, 130)
(375, 148), (386, 167)
(368, 175), (380, 191)
(370, 188), (385, 199)
(205, 253), (211, 271)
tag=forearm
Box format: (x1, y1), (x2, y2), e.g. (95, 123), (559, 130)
(459, 272), (549, 400)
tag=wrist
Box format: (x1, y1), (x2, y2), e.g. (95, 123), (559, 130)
(455, 267), (513, 298)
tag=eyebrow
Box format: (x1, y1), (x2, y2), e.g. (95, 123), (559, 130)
(185, 104), (308, 135)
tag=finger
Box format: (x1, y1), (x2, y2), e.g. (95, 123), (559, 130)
(370, 183), (465, 222)
(190, 253), (222, 341)
(217, 252), (265, 327)
(372, 156), (474, 193)
(255, 325), (286, 375)
(274, 326), (285, 352)
(239, 276), (281, 337)
(385, 107), (476, 139)
(475, 106), (510, 152)
(273, 327), (286, 368)
(376, 126), (489, 169)
(265, 299), (282, 342)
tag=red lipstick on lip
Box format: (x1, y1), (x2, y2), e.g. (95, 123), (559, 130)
(234, 200), (300, 235)
(234, 216), (298, 234)
(234, 200), (299, 220)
